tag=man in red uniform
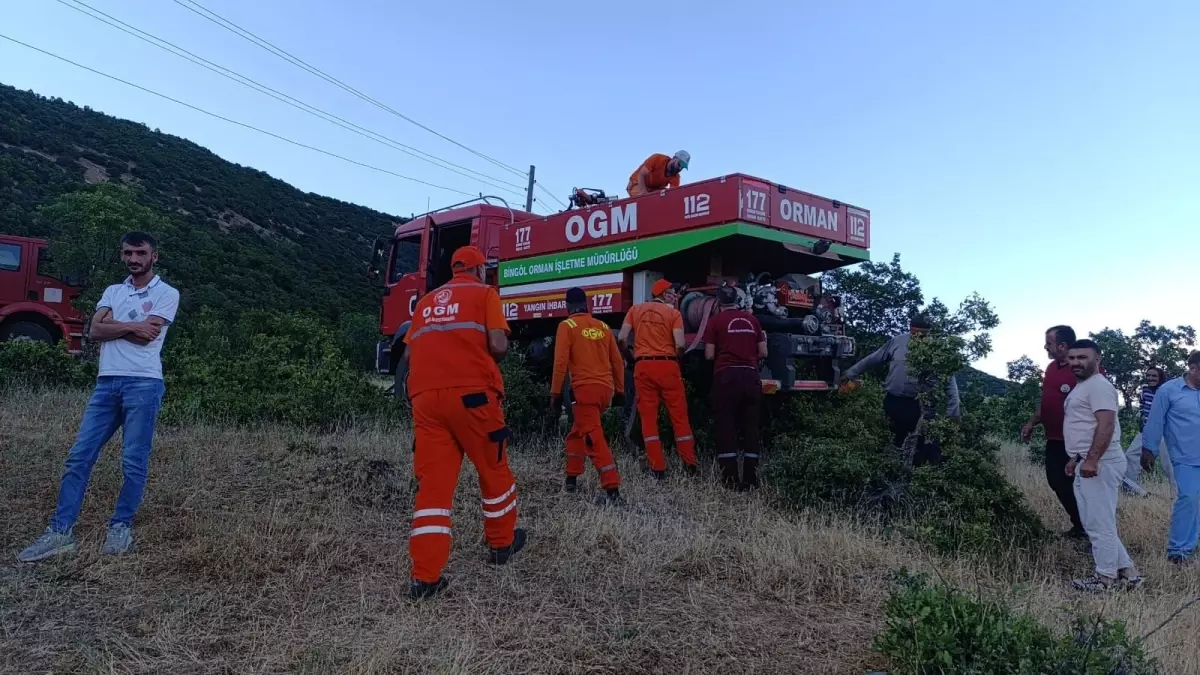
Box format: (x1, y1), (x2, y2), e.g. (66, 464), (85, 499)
(626, 150), (690, 197)
(1021, 324), (1087, 539)
(703, 286), (767, 490)
(550, 287), (627, 505)
(401, 245), (526, 599)
(618, 279), (698, 480)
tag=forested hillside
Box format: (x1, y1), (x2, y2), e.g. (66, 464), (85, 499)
(0, 83), (402, 318)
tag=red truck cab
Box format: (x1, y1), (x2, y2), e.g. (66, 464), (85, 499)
(370, 198), (533, 376)
(0, 234), (88, 351)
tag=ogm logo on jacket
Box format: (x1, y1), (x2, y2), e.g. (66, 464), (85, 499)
(581, 327), (607, 341)
(422, 288), (460, 319)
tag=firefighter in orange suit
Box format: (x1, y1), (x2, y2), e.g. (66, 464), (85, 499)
(401, 245), (526, 600)
(626, 150), (690, 197)
(550, 287), (627, 505)
(617, 279), (699, 480)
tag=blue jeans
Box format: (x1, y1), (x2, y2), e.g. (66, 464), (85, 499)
(50, 376), (166, 533)
(1169, 462), (1200, 558)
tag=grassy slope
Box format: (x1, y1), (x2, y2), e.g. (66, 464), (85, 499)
(1, 390), (1197, 674)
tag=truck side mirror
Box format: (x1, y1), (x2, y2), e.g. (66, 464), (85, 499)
(369, 237), (389, 280)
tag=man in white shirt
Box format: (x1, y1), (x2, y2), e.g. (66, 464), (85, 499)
(17, 232), (180, 562)
(1063, 339), (1141, 591)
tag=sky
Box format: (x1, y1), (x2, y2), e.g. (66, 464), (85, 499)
(2, 0), (1198, 377)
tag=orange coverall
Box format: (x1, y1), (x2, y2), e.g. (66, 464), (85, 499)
(622, 301), (697, 471)
(551, 313), (626, 489)
(626, 153), (681, 197)
(403, 272), (518, 584)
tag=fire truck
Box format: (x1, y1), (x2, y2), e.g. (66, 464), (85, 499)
(0, 234), (87, 350)
(370, 173), (871, 400)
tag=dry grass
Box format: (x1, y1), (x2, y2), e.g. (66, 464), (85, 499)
(1, 389), (1197, 674)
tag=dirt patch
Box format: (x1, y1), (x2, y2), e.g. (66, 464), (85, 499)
(0, 141), (58, 162)
(76, 157), (109, 184)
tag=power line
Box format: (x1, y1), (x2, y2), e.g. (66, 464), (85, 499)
(57, 0), (527, 199)
(0, 33), (480, 198)
(172, 0), (529, 180)
(535, 181), (569, 210)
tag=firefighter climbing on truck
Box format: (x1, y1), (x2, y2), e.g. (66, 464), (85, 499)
(619, 279), (698, 479)
(550, 287), (626, 505)
(626, 150), (690, 197)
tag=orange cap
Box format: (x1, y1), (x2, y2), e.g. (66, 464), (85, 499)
(451, 246), (487, 269)
(651, 279), (673, 296)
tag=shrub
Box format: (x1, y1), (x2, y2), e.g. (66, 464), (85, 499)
(337, 312), (381, 373)
(873, 570), (1161, 675)
(0, 339), (94, 389)
(769, 433), (907, 510)
(907, 442), (1050, 556)
(765, 334), (1049, 559)
(498, 350), (553, 439)
(161, 309), (393, 428)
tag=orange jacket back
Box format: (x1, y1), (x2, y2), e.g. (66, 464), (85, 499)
(623, 301), (683, 359)
(628, 153), (680, 192)
(404, 272), (509, 397)
(551, 313), (625, 395)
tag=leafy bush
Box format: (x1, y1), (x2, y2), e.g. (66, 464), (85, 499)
(765, 334), (1049, 558)
(337, 312), (382, 373)
(0, 338), (94, 389)
(908, 442), (1050, 556)
(769, 433), (907, 509)
(873, 570), (1160, 675)
(498, 350), (553, 439)
(160, 309), (393, 428)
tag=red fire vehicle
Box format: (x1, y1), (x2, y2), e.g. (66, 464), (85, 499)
(0, 234), (87, 351)
(370, 173), (871, 398)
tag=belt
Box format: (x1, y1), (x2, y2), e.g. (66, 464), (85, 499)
(635, 355), (677, 362)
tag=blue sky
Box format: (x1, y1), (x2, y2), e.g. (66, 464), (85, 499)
(3, 0), (1197, 377)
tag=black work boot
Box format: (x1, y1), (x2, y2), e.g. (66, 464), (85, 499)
(488, 527), (528, 566)
(595, 487), (626, 507)
(409, 577), (450, 600)
(742, 458), (760, 491)
(651, 469), (667, 482)
(718, 459), (740, 490)
(683, 463), (700, 478)
(564, 476), (578, 493)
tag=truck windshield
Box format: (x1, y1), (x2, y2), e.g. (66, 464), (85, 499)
(0, 243), (20, 271)
(389, 235), (420, 284)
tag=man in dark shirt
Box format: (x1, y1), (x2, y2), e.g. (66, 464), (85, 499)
(1021, 324), (1087, 539)
(703, 286), (767, 490)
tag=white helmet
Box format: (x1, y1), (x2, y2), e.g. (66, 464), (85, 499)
(673, 150), (690, 169)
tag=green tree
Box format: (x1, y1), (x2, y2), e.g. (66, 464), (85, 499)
(822, 253), (923, 354)
(1090, 321), (1196, 412)
(823, 252), (1000, 362)
(36, 183), (170, 307)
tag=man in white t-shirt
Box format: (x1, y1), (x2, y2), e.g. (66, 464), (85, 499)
(17, 232), (180, 563)
(1063, 339), (1141, 591)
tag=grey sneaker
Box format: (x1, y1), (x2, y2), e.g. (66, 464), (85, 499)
(16, 527), (77, 562)
(101, 523), (133, 555)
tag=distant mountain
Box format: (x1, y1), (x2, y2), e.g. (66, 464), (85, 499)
(958, 367), (1011, 397)
(0, 83), (404, 318)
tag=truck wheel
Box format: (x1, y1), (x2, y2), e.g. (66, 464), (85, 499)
(1, 321), (54, 344)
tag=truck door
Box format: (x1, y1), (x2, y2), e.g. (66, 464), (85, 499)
(384, 233), (422, 335)
(0, 240), (27, 305)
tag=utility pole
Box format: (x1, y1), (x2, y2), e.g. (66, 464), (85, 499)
(524, 165), (535, 213)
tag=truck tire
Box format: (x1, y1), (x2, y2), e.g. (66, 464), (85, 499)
(1, 320), (54, 344)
